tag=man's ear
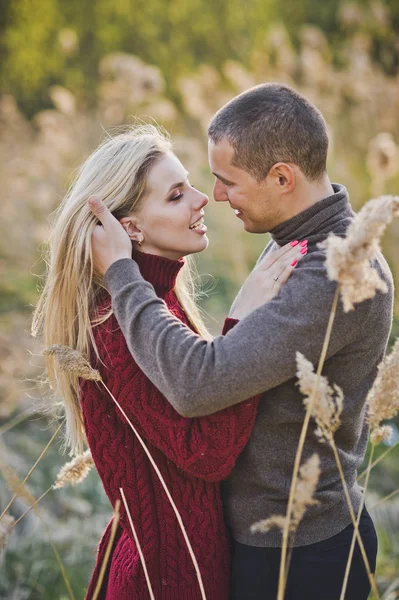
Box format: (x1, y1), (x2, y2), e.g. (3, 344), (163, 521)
(269, 162), (296, 193)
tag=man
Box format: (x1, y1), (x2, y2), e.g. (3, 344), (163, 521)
(88, 84), (393, 599)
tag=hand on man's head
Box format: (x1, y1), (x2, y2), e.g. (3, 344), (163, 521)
(88, 196), (132, 276)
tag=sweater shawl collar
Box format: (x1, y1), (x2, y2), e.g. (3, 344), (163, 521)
(132, 248), (184, 295)
(270, 183), (355, 246)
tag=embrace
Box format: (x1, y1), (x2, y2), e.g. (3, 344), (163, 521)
(33, 83), (393, 599)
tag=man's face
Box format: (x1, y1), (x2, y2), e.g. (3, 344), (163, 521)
(208, 138), (282, 233)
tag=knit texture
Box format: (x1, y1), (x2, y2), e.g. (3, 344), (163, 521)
(80, 249), (259, 599)
(104, 184), (394, 548)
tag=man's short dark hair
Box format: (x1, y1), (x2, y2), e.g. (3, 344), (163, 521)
(208, 83), (329, 182)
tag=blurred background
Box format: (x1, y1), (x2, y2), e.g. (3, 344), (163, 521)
(0, 0), (399, 598)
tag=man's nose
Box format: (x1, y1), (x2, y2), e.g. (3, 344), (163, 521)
(213, 180), (228, 203)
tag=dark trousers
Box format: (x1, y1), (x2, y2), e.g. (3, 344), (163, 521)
(231, 507), (378, 600)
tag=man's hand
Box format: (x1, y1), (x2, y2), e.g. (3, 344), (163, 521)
(230, 241), (307, 319)
(88, 196), (132, 276)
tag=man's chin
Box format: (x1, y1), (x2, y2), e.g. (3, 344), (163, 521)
(242, 221), (269, 234)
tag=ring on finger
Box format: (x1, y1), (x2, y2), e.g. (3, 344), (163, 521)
(273, 274), (279, 281)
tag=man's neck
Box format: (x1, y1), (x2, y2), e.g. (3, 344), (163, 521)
(279, 175), (334, 224)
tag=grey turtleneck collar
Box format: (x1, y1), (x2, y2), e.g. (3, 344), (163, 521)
(270, 183), (354, 247)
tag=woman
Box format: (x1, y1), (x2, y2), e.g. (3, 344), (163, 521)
(32, 125), (305, 599)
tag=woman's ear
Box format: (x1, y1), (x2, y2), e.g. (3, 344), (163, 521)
(119, 217), (144, 245)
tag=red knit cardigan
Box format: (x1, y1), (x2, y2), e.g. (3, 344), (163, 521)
(80, 250), (260, 600)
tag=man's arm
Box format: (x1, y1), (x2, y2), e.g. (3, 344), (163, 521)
(104, 251), (370, 417)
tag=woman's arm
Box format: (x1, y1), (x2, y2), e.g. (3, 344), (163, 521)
(81, 316), (260, 483)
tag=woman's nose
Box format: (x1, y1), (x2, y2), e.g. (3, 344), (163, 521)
(194, 191), (209, 210)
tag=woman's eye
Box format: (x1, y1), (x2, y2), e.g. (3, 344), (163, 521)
(171, 192), (183, 201)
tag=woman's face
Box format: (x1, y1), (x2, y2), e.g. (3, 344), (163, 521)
(125, 153), (209, 260)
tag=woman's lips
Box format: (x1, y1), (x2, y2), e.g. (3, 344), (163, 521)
(190, 222), (207, 234)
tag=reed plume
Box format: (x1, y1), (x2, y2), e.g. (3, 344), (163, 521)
(296, 352), (343, 442)
(43, 345), (101, 381)
(53, 449), (94, 489)
(251, 454), (320, 535)
(367, 336), (399, 432)
(0, 459), (37, 508)
(319, 195), (399, 312)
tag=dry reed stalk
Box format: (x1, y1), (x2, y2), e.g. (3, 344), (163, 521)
(339, 443), (376, 600)
(92, 500), (121, 600)
(295, 352), (379, 597)
(11, 486), (53, 529)
(339, 337), (399, 595)
(0, 514), (14, 553)
(103, 380), (207, 599)
(251, 454), (320, 535)
(0, 407), (36, 436)
(120, 488), (155, 600)
(46, 345), (207, 600)
(53, 449), (94, 489)
(0, 419), (64, 520)
(340, 332), (399, 599)
(372, 487), (399, 510)
(277, 284), (340, 600)
(357, 442), (398, 482)
(330, 440), (379, 599)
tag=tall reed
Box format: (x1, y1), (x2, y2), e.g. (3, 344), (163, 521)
(278, 195), (399, 599)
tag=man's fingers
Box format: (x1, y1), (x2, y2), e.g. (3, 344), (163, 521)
(88, 196), (113, 227)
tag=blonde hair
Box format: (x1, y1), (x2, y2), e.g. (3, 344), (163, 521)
(32, 124), (210, 456)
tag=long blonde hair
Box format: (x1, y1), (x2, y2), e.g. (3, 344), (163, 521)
(32, 124), (210, 456)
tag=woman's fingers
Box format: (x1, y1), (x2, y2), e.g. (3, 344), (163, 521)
(273, 262), (297, 290)
(259, 240), (308, 270)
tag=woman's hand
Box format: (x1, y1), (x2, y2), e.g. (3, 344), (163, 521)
(88, 196), (132, 275)
(229, 241), (307, 320)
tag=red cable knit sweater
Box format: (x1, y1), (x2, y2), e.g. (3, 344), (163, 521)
(80, 250), (260, 600)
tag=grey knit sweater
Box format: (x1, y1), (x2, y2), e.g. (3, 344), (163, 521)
(104, 183), (394, 547)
